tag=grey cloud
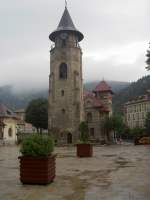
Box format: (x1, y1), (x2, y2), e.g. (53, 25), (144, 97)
(0, 0), (149, 89)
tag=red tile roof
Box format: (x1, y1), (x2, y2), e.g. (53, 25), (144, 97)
(83, 90), (95, 97)
(0, 103), (18, 119)
(84, 91), (109, 112)
(94, 80), (113, 94)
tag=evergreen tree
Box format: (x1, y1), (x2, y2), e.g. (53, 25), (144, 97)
(79, 121), (89, 142)
(25, 98), (48, 133)
(146, 43), (150, 71)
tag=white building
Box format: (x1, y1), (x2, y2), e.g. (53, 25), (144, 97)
(124, 90), (150, 128)
(0, 103), (18, 144)
(15, 108), (35, 133)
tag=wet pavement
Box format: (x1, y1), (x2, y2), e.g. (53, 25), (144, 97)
(0, 143), (150, 200)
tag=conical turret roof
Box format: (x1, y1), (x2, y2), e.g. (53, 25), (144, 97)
(93, 80), (113, 94)
(49, 7), (84, 42)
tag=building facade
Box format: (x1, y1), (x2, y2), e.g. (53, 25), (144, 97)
(48, 7), (113, 144)
(15, 109), (35, 133)
(84, 81), (113, 142)
(124, 90), (150, 128)
(0, 103), (18, 144)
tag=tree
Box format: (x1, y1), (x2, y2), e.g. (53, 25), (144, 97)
(25, 98), (48, 133)
(145, 112), (150, 135)
(79, 121), (89, 142)
(146, 43), (150, 71)
(103, 115), (125, 140)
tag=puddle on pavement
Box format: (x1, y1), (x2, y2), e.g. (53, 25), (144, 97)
(115, 157), (135, 169)
(57, 154), (74, 158)
(102, 154), (117, 157)
(63, 169), (113, 200)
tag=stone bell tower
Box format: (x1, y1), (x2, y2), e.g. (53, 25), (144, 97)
(48, 6), (84, 143)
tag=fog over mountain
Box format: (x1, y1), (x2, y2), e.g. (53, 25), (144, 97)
(0, 80), (129, 109)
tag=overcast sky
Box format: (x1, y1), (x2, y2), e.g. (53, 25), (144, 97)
(0, 0), (149, 91)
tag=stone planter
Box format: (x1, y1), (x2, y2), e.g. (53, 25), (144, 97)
(19, 154), (56, 185)
(76, 143), (93, 157)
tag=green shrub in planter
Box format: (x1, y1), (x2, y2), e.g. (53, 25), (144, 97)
(79, 121), (89, 143)
(77, 122), (93, 157)
(19, 134), (56, 184)
(20, 134), (54, 156)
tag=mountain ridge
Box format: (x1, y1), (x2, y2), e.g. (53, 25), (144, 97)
(0, 80), (129, 110)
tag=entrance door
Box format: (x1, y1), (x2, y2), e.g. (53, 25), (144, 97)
(0, 128), (3, 139)
(67, 133), (72, 144)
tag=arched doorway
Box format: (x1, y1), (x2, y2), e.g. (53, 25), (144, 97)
(67, 133), (72, 144)
(0, 128), (3, 139)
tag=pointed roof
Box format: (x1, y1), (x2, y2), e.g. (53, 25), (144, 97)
(57, 7), (76, 30)
(0, 103), (18, 119)
(49, 7), (84, 42)
(94, 80), (113, 94)
(84, 91), (109, 112)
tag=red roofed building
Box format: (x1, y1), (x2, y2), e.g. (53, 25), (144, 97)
(94, 80), (113, 94)
(84, 80), (114, 143)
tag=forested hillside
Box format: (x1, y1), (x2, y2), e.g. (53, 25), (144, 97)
(1, 76), (149, 113)
(113, 75), (150, 114)
(0, 86), (48, 110)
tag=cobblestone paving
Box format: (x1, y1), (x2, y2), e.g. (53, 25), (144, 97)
(0, 144), (150, 200)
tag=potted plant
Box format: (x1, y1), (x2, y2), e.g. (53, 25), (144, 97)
(18, 134), (56, 185)
(77, 122), (93, 157)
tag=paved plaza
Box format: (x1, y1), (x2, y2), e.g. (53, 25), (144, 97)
(0, 144), (150, 200)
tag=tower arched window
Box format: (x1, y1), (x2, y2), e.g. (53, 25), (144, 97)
(87, 112), (92, 122)
(62, 109), (66, 114)
(61, 90), (64, 96)
(59, 63), (67, 79)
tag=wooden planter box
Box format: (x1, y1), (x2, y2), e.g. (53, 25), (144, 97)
(19, 154), (56, 185)
(76, 143), (93, 157)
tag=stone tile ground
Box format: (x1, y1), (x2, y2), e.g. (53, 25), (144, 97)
(0, 144), (150, 200)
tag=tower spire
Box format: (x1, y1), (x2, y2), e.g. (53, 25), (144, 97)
(49, 5), (84, 42)
(65, 0), (67, 8)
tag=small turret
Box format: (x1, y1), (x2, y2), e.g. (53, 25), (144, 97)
(93, 80), (113, 115)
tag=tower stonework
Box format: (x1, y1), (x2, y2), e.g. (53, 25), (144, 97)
(48, 7), (84, 144)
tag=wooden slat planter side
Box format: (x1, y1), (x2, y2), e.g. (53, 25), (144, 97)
(19, 154), (56, 185)
(76, 144), (93, 157)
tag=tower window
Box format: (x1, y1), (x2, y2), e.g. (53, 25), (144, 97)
(62, 109), (65, 114)
(59, 63), (67, 79)
(87, 112), (92, 122)
(61, 90), (64, 96)
(62, 39), (66, 47)
(90, 128), (94, 137)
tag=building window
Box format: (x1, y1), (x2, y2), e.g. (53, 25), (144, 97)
(62, 109), (65, 114)
(90, 128), (94, 137)
(61, 90), (64, 96)
(128, 114), (130, 121)
(87, 112), (92, 122)
(8, 128), (13, 137)
(59, 63), (67, 79)
(62, 39), (66, 47)
(60, 132), (63, 137)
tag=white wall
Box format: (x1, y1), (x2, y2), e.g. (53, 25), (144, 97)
(3, 118), (17, 144)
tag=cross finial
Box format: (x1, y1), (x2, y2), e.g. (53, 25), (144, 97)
(65, 0), (67, 8)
